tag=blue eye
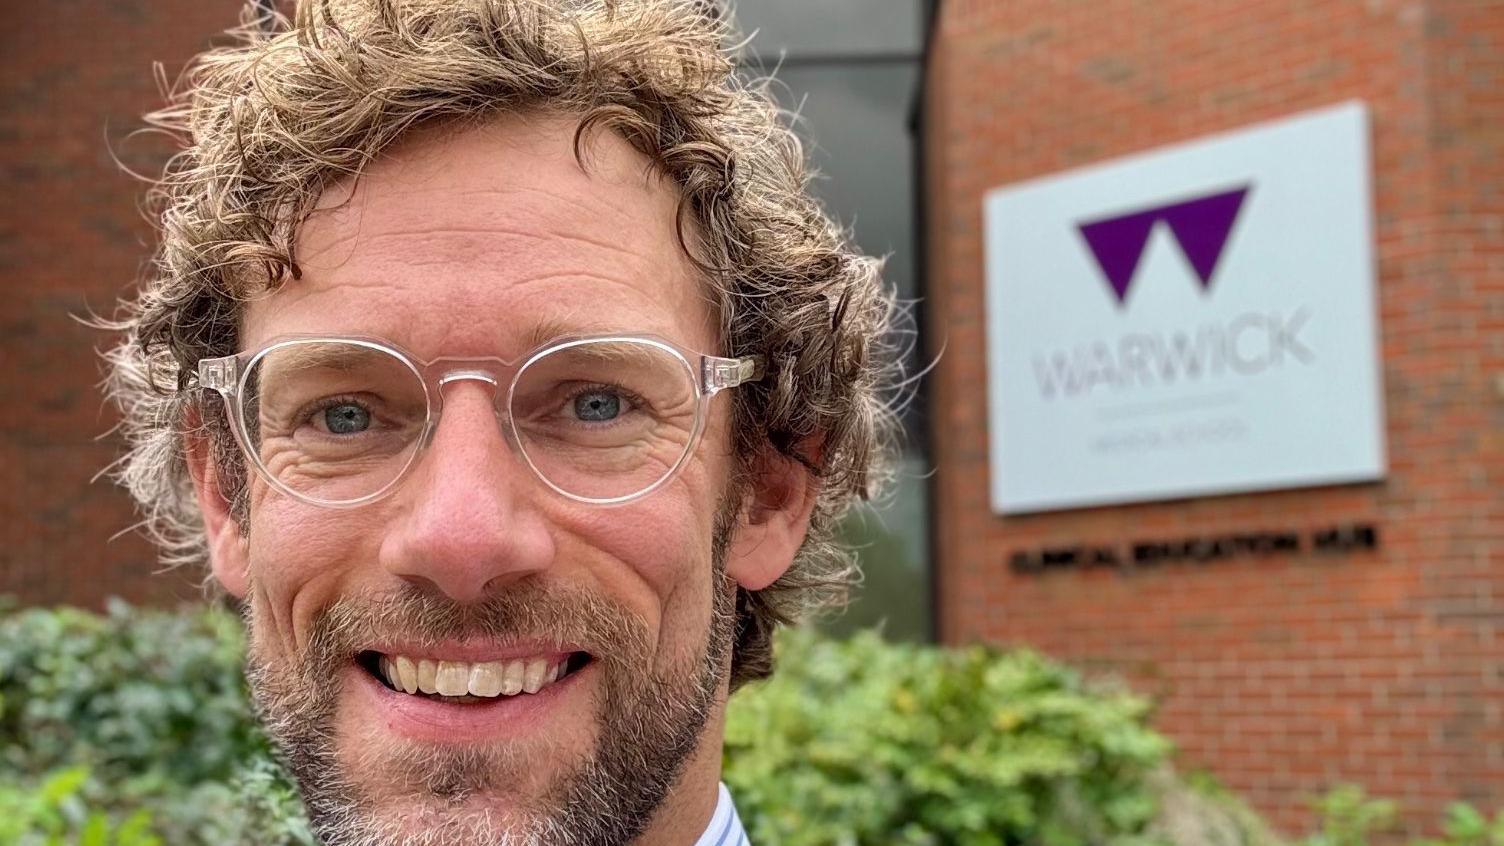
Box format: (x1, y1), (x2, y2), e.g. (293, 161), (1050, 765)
(572, 390), (621, 422)
(323, 404), (371, 434)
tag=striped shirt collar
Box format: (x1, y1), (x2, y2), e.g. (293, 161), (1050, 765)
(692, 782), (749, 846)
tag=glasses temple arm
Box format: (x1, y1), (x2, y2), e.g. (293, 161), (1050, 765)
(702, 354), (764, 395)
(197, 356), (239, 394)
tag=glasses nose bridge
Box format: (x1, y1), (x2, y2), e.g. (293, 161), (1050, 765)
(415, 366), (516, 467)
(426, 356), (513, 394)
(436, 368), (502, 390)
(423, 358), (515, 433)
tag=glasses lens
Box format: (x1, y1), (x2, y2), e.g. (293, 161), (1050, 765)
(510, 339), (699, 501)
(240, 340), (427, 504)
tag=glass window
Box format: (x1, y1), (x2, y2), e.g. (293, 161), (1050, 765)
(734, 0), (931, 642)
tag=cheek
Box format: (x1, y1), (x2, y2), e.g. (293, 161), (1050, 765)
(247, 493), (378, 652)
(560, 470), (730, 663)
(554, 398), (733, 574)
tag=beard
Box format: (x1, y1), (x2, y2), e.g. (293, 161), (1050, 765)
(242, 502), (740, 846)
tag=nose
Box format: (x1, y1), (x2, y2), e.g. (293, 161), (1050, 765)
(378, 381), (556, 604)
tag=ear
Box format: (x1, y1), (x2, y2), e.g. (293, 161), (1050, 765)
(723, 443), (821, 591)
(183, 412), (250, 598)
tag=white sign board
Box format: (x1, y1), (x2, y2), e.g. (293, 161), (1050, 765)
(984, 101), (1385, 514)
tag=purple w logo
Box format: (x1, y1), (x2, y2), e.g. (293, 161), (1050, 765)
(1078, 185), (1251, 306)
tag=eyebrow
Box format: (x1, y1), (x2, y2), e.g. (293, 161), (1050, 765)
(521, 318), (666, 349)
(258, 342), (389, 378)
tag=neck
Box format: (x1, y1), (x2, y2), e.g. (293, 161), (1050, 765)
(631, 694), (728, 845)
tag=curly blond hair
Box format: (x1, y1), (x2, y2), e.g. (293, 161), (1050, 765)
(103, 0), (899, 691)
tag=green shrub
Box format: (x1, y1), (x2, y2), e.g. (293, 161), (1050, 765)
(0, 597), (264, 783)
(1299, 784), (1400, 846)
(1297, 785), (1504, 846)
(0, 598), (311, 844)
(1420, 803), (1504, 846)
(0, 766), (160, 846)
(724, 628), (1174, 846)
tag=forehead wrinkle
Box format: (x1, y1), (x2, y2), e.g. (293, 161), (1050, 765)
(322, 227), (651, 274)
(499, 180), (665, 227)
(466, 271), (703, 347)
(379, 224), (643, 261)
(299, 206), (655, 271)
(298, 185), (674, 281)
(320, 181), (658, 228)
(301, 140), (676, 260)
(359, 182), (655, 224)
(339, 239), (677, 314)
(245, 279), (411, 345)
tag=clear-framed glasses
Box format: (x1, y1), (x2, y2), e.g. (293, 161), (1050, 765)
(195, 334), (764, 508)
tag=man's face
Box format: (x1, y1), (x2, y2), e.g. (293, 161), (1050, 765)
(191, 115), (802, 845)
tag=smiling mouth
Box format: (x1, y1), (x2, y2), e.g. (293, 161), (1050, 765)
(357, 650), (593, 704)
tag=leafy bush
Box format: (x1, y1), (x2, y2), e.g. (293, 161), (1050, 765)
(1296, 785), (1504, 846)
(0, 597), (263, 782)
(0, 598), (311, 844)
(1299, 785), (1401, 846)
(724, 628), (1173, 845)
(0, 766), (160, 846)
(1418, 804), (1504, 846)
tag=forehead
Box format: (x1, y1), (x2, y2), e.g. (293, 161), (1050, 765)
(241, 112), (718, 357)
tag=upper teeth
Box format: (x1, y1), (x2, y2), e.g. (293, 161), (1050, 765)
(377, 655), (565, 698)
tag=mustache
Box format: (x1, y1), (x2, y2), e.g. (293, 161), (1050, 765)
(288, 580), (652, 680)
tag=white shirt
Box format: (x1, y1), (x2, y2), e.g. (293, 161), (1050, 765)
(692, 782), (749, 846)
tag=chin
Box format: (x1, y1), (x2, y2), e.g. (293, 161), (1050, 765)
(313, 800), (553, 846)
(325, 709), (593, 830)
(306, 741), (583, 846)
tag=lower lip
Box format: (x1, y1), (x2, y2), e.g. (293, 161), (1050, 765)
(351, 660), (589, 744)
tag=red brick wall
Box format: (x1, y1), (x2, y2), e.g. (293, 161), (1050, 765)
(924, 0), (1503, 835)
(0, 1), (243, 607)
